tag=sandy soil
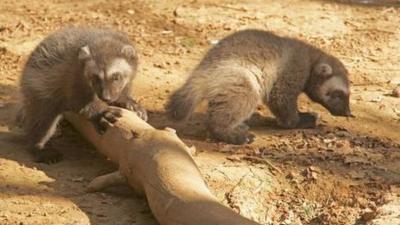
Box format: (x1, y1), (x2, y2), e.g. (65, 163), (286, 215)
(0, 0), (399, 225)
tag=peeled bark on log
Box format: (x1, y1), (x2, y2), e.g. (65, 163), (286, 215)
(65, 109), (260, 225)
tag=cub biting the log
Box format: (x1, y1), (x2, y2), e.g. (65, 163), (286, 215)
(19, 27), (147, 163)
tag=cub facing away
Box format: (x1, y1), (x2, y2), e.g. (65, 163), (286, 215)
(167, 29), (352, 145)
(19, 27), (147, 163)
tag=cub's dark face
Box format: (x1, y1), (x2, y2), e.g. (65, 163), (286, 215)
(79, 44), (137, 103)
(306, 60), (353, 117)
(317, 76), (351, 116)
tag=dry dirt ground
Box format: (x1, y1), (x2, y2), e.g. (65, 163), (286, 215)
(0, 0), (399, 225)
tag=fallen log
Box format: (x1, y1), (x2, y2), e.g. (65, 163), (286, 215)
(65, 108), (260, 225)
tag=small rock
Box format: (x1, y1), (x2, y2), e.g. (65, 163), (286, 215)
(389, 77), (400, 85)
(226, 155), (241, 162)
(335, 130), (350, 138)
(325, 132), (336, 140)
(308, 166), (320, 173)
(391, 86), (400, 98)
(286, 171), (297, 180)
(173, 6), (184, 17)
(370, 96), (383, 102)
(160, 30), (173, 35)
(153, 62), (166, 69)
(323, 138), (334, 144)
(360, 208), (377, 222)
(187, 146), (196, 155)
(253, 147), (261, 155)
(356, 95), (364, 101)
(302, 166), (319, 181)
(127, 9), (135, 15)
(336, 142), (344, 148)
(209, 39), (220, 45)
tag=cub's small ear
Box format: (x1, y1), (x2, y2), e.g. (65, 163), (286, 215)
(121, 45), (136, 59)
(314, 63), (332, 76)
(78, 45), (91, 60)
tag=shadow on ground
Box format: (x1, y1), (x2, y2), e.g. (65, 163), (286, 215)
(0, 126), (157, 225)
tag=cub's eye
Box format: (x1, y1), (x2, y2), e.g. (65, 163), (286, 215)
(329, 90), (344, 100)
(112, 72), (122, 81)
(92, 74), (101, 83)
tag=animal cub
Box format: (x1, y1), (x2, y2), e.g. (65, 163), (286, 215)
(167, 29), (352, 145)
(19, 27), (147, 163)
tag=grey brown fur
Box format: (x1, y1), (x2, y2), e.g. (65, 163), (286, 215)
(20, 27), (147, 163)
(167, 29), (352, 145)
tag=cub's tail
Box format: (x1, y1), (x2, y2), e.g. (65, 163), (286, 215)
(166, 81), (203, 121)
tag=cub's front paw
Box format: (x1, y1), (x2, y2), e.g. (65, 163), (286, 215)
(297, 112), (318, 129)
(94, 107), (123, 134)
(79, 101), (108, 121)
(32, 146), (63, 164)
(132, 104), (148, 122)
(115, 99), (148, 121)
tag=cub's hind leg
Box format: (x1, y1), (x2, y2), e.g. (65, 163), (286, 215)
(206, 76), (260, 145)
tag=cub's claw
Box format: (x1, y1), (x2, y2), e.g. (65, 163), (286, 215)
(114, 98), (148, 121)
(134, 106), (148, 122)
(94, 107), (123, 134)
